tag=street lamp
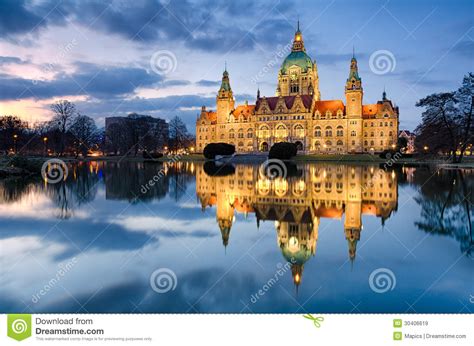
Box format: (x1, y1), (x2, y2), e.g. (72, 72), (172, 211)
(43, 137), (48, 156)
(13, 134), (18, 154)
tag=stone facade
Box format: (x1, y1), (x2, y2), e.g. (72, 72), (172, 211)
(196, 24), (399, 154)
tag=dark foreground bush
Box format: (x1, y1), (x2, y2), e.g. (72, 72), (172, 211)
(203, 161), (235, 176)
(268, 142), (297, 160)
(142, 151), (164, 160)
(203, 143), (235, 159)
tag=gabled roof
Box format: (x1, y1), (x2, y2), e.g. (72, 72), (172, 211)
(256, 95), (313, 111)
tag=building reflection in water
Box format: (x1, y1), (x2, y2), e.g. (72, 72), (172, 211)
(196, 163), (398, 287)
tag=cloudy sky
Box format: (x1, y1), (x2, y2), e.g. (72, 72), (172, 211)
(0, 0), (473, 132)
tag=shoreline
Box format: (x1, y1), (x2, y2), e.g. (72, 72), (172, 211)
(2, 154), (474, 169)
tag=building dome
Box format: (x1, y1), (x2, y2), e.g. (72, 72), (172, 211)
(280, 51), (313, 75)
(281, 246), (312, 265)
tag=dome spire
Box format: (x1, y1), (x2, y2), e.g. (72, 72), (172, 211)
(292, 20), (305, 52)
(219, 66), (231, 92)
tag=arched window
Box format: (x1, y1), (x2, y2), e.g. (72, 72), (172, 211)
(351, 130), (356, 136)
(294, 124), (304, 137)
(247, 129), (253, 138)
(275, 124), (288, 138)
(325, 126), (332, 137)
(229, 129), (235, 139)
(380, 131), (384, 137)
(314, 126), (321, 137)
(238, 128), (244, 138)
(259, 125), (269, 138)
(336, 126), (343, 137)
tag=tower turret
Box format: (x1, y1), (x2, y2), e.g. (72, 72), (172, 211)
(215, 67), (235, 143)
(216, 67), (235, 125)
(345, 53), (363, 152)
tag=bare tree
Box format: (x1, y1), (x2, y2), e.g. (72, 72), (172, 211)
(168, 116), (189, 153)
(0, 115), (28, 154)
(415, 73), (474, 163)
(50, 100), (77, 155)
(69, 114), (98, 157)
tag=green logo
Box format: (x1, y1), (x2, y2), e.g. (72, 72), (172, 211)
(393, 331), (402, 341)
(393, 319), (402, 328)
(303, 314), (324, 328)
(7, 314), (32, 341)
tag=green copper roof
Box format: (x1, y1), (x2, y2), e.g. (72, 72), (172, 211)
(281, 246), (312, 265)
(347, 57), (361, 82)
(219, 70), (231, 91)
(281, 51), (313, 74)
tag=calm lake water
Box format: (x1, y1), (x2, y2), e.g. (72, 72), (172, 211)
(0, 160), (472, 313)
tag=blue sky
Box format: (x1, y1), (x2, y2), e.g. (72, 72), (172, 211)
(0, 0), (473, 132)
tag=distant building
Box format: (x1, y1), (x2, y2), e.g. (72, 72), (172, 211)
(105, 113), (169, 154)
(399, 129), (416, 153)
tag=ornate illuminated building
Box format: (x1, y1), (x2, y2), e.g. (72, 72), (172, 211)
(196, 23), (399, 154)
(196, 163), (398, 287)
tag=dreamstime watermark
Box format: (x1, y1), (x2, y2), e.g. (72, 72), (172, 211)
(41, 158), (68, 184)
(251, 41), (292, 85)
(249, 259), (295, 304)
(259, 158), (288, 180)
(369, 49), (396, 75)
(369, 267), (396, 293)
(32, 38), (78, 85)
(140, 154), (182, 194)
(150, 268), (178, 293)
(31, 257), (78, 304)
(150, 50), (177, 75)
